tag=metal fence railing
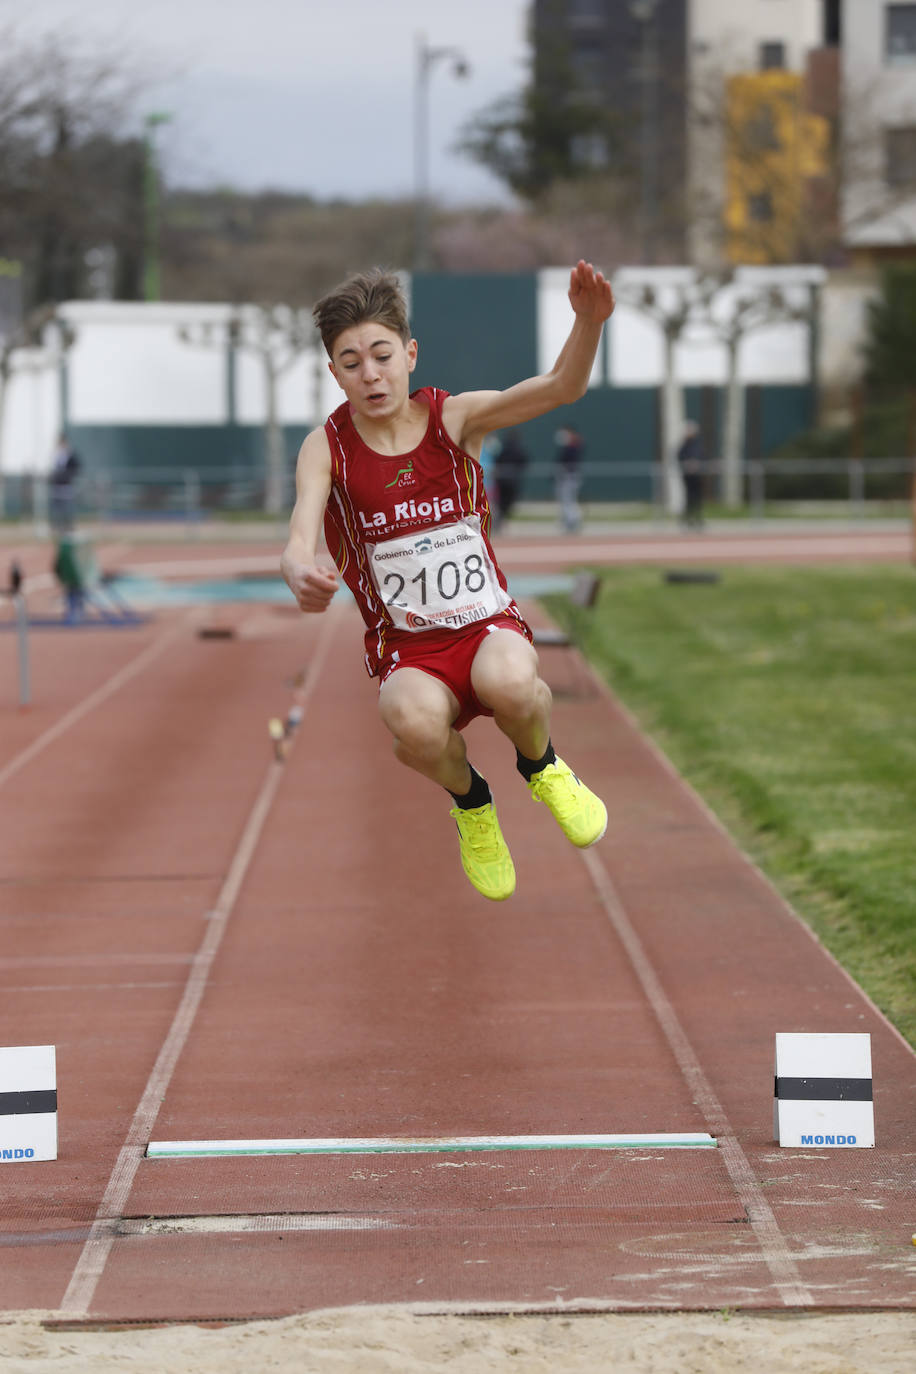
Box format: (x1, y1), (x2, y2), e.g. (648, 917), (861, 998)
(508, 458), (914, 517)
(739, 458), (914, 517)
(1, 457), (913, 524)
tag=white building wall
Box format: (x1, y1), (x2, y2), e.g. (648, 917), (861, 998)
(66, 303), (229, 425)
(0, 302), (328, 474)
(818, 270), (879, 399)
(842, 0), (916, 246)
(539, 267), (820, 387)
(690, 0), (822, 72)
(538, 270), (605, 386)
(0, 269), (860, 480)
(2, 352), (59, 478)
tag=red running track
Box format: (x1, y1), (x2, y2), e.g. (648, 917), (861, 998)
(0, 530), (913, 1324)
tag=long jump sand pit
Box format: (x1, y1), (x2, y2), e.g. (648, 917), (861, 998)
(2, 1307), (914, 1372)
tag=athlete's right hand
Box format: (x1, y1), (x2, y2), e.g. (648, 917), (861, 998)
(283, 560), (339, 613)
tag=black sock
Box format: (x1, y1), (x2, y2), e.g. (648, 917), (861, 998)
(448, 765), (492, 810)
(516, 740), (557, 782)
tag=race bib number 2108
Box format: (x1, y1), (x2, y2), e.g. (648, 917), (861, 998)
(366, 515), (511, 632)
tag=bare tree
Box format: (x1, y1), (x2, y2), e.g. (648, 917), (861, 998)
(616, 268), (819, 510)
(161, 191), (417, 305)
(0, 26), (149, 309)
(613, 271), (694, 515)
(179, 307), (315, 515)
(697, 274), (818, 505)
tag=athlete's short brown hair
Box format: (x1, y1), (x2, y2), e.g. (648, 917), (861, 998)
(313, 268), (411, 357)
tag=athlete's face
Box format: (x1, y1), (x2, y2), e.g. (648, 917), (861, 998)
(329, 322), (418, 420)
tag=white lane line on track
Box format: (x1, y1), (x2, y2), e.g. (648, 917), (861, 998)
(581, 846), (814, 1308)
(0, 619), (189, 792)
(59, 603), (341, 1318)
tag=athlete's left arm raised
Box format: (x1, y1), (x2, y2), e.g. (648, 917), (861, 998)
(443, 260), (614, 451)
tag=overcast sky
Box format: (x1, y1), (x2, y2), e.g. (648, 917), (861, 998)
(10, 0), (530, 204)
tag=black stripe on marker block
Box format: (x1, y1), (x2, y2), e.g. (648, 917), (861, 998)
(0, 1089), (58, 1116)
(775, 1077), (872, 1102)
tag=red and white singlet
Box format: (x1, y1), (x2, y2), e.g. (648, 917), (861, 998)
(324, 386), (529, 677)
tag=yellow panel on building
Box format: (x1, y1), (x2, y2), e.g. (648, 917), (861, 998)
(725, 71), (830, 264)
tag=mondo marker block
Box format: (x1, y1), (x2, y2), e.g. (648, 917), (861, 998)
(0, 1045), (57, 1162)
(774, 1032), (874, 1148)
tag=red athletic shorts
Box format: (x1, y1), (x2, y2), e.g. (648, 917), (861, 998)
(379, 613), (532, 731)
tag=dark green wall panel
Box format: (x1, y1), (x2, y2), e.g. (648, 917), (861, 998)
(411, 273), (538, 394)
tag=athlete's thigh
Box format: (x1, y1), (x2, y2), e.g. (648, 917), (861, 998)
(378, 665), (459, 735)
(469, 627), (539, 708)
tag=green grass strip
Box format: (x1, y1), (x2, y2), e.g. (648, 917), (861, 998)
(545, 563), (916, 1048)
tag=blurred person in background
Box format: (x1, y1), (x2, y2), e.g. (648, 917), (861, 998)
(553, 425), (584, 533)
(677, 419), (706, 530)
(49, 432), (80, 534)
(492, 428), (529, 531)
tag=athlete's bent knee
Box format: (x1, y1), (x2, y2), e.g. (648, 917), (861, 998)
(476, 655), (542, 719)
(379, 674), (455, 763)
(391, 715), (451, 764)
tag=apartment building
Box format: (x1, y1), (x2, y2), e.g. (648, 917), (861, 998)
(530, 0), (838, 264)
(530, 0), (689, 260)
(842, 0), (916, 259)
(531, 1), (916, 265)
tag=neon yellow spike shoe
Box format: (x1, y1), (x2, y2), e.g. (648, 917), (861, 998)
(528, 757), (607, 848)
(449, 802), (516, 901)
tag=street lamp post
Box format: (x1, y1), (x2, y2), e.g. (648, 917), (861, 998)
(414, 33), (469, 273)
(143, 111), (172, 302)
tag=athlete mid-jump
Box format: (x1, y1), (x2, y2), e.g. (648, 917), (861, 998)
(281, 261), (614, 900)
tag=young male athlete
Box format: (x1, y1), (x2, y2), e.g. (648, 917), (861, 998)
(281, 261), (614, 901)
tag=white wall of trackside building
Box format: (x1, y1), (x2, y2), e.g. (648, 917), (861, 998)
(1, 267), (837, 478)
